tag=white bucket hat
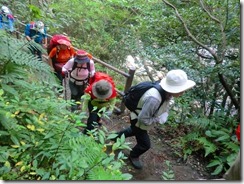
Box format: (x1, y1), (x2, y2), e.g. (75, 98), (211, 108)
(35, 21), (45, 34)
(92, 80), (113, 99)
(160, 69), (196, 93)
(1, 6), (10, 14)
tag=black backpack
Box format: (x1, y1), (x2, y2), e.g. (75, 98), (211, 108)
(122, 81), (166, 115)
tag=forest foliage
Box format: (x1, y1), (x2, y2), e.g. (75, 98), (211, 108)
(0, 0), (240, 180)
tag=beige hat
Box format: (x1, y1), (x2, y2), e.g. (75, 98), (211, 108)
(92, 80), (113, 99)
(160, 69), (196, 93)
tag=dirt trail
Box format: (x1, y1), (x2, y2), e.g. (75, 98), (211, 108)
(104, 112), (211, 181)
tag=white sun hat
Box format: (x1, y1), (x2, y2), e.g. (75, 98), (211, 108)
(35, 21), (45, 34)
(1, 6), (10, 14)
(160, 69), (196, 93)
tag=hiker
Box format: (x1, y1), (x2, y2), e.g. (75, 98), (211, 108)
(0, 5), (15, 32)
(48, 38), (76, 83)
(82, 72), (117, 135)
(62, 50), (95, 111)
(114, 69), (196, 169)
(25, 21), (48, 60)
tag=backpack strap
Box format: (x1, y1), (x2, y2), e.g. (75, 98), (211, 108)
(133, 83), (166, 116)
(71, 61), (77, 73)
(70, 61), (91, 84)
(54, 46), (73, 59)
(86, 61), (91, 83)
(54, 45), (60, 59)
(153, 83), (166, 109)
(150, 83), (166, 117)
(53, 46), (72, 66)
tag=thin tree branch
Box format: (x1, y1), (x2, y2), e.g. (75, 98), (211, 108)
(199, 0), (227, 63)
(162, 0), (219, 61)
(199, 0), (221, 23)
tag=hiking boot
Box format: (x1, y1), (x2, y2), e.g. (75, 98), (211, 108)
(129, 155), (143, 169)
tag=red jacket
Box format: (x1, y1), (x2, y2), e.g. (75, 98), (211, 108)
(236, 124), (240, 142)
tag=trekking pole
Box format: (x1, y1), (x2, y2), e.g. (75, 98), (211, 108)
(63, 73), (68, 101)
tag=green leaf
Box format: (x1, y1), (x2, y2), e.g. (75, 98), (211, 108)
(107, 133), (118, 139)
(44, 132), (55, 139)
(207, 160), (221, 168)
(205, 130), (213, 137)
(215, 134), (230, 142)
(33, 159), (38, 168)
(211, 164), (223, 175)
(121, 173), (133, 180)
(99, 133), (105, 144)
(1, 84), (18, 97)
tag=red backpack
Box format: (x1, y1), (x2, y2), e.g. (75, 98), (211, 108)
(47, 34), (71, 54)
(89, 72), (115, 87)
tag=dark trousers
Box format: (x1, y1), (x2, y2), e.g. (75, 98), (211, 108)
(55, 70), (63, 86)
(117, 119), (151, 158)
(83, 100), (102, 134)
(28, 45), (42, 61)
(69, 80), (86, 111)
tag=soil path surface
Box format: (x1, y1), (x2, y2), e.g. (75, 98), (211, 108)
(103, 112), (212, 181)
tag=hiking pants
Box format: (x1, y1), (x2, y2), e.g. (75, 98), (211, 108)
(117, 118), (151, 158)
(55, 71), (63, 85)
(69, 80), (86, 111)
(28, 44), (42, 60)
(83, 100), (102, 134)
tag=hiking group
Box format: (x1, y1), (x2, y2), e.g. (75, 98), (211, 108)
(2, 6), (240, 179)
(23, 21), (199, 171)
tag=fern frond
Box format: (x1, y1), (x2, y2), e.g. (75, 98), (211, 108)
(87, 166), (126, 180)
(222, 142), (240, 152)
(184, 132), (200, 141)
(197, 137), (217, 157)
(0, 32), (51, 72)
(0, 33), (58, 93)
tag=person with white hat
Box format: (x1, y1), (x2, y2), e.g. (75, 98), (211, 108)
(62, 50), (95, 111)
(114, 69), (196, 169)
(81, 72), (117, 135)
(0, 5), (15, 32)
(25, 20), (48, 60)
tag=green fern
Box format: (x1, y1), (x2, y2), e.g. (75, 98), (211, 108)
(176, 114), (239, 177)
(0, 31), (56, 88)
(197, 137), (217, 157)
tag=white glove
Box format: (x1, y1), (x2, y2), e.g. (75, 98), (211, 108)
(105, 111), (112, 117)
(158, 112), (169, 124)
